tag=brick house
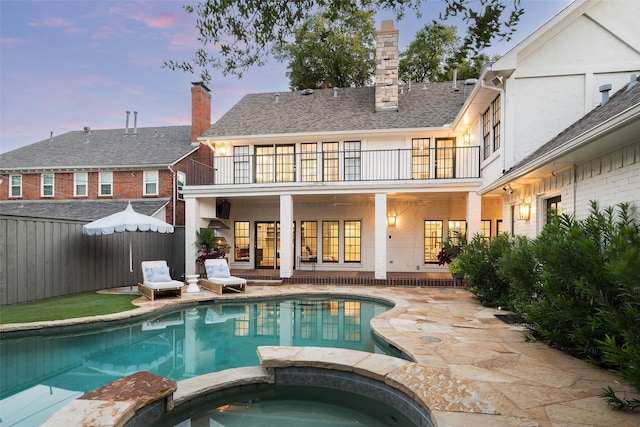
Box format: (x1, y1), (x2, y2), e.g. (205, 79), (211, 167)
(0, 83), (213, 225)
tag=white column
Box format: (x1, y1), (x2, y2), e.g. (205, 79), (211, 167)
(466, 191), (482, 238)
(184, 196), (199, 275)
(374, 193), (387, 280)
(279, 194), (293, 278)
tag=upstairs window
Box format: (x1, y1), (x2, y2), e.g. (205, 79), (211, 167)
(412, 138), (430, 179)
(344, 141), (361, 181)
(482, 94), (501, 159)
(177, 171), (185, 200)
(492, 96), (501, 151)
(482, 108), (491, 160)
(301, 143), (317, 182)
(144, 170), (158, 195)
(322, 142), (339, 182)
(41, 173), (54, 197)
(9, 174), (21, 197)
(99, 171), (113, 196)
(233, 145), (250, 184)
(74, 172), (88, 197)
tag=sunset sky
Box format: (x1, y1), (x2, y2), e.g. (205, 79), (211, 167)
(1, 0), (572, 153)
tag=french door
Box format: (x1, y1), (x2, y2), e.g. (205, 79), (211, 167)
(255, 221), (280, 269)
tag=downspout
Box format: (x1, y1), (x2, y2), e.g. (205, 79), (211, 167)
(169, 164), (177, 226)
(480, 78), (506, 174)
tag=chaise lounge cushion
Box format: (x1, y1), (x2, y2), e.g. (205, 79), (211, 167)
(144, 265), (172, 282)
(141, 261), (184, 290)
(205, 261), (231, 279)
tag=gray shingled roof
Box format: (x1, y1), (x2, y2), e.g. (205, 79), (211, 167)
(0, 126), (197, 171)
(0, 199), (171, 222)
(201, 83), (468, 139)
(505, 78), (640, 176)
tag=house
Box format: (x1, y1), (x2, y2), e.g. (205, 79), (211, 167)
(181, 0), (640, 280)
(0, 83), (213, 226)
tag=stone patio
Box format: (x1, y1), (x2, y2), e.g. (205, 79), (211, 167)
(15, 284), (640, 426)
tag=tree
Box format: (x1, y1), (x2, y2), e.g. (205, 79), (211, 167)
(164, 0), (523, 82)
(274, 10), (376, 90)
(399, 23), (458, 83)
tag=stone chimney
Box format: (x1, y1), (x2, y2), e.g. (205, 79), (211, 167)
(191, 82), (211, 143)
(375, 20), (399, 112)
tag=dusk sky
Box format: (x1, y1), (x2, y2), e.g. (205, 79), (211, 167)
(1, 0), (572, 154)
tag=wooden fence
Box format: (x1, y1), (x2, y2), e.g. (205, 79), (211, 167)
(0, 215), (184, 305)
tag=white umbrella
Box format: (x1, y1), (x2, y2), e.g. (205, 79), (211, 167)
(83, 202), (174, 273)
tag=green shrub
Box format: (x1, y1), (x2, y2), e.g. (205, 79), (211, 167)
(458, 233), (512, 308)
(497, 202), (640, 409)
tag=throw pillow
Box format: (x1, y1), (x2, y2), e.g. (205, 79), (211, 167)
(145, 266), (172, 282)
(206, 262), (230, 279)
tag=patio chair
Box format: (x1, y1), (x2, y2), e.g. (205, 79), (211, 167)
(199, 258), (247, 294)
(139, 260), (184, 301)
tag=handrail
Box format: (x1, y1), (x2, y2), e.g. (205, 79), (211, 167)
(186, 146), (480, 186)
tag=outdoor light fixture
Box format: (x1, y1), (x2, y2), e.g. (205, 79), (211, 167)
(463, 132), (470, 145)
(503, 184), (513, 194)
(491, 75), (504, 86)
(387, 213), (397, 227)
(519, 203), (531, 221)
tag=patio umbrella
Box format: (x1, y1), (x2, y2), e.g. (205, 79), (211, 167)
(83, 202), (174, 273)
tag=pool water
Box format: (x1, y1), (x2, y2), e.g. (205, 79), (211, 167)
(0, 297), (395, 426)
(153, 385), (417, 427)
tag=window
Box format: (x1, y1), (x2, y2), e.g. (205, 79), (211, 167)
(492, 96), (501, 151)
(480, 220), (492, 240)
(74, 172), (88, 197)
(322, 220), (339, 262)
(301, 221), (318, 263)
(546, 196), (562, 224)
(143, 170), (158, 195)
(435, 138), (455, 178)
(234, 221), (250, 261)
(275, 145), (295, 182)
(424, 220), (443, 263)
(344, 220), (361, 262)
(448, 220), (467, 243)
(9, 174), (21, 197)
(234, 145), (250, 184)
(41, 173), (54, 197)
(255, 145), (274, 183)
(496, 219), (503, 235)
(412, 138), (430, 179)
(482, 108), (491, 160)
(301, 143), (317, 182)
(322, 142), (339, 182)
(99, 171), (113, 196)
(344, 141), (361, 181)
(177, 171), (185, 200)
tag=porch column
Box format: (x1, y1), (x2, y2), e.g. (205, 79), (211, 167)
(184, 196), (199, 275)
(375, 193), (387, 280)
(467, 191), (482, 238)
(279, 194), (293, 278)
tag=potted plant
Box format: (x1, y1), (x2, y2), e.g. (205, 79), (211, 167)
(448, 257), (465, 279)
(195, 228), (225, 274)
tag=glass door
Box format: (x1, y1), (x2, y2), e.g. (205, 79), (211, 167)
(255, 221), (280, 269)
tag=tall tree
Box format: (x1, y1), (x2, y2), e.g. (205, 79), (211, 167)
(274, 10), (376, 90)
(399, 23), (458, 83)
(164, 0), (523, 82)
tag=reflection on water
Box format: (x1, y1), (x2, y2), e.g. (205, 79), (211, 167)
(0, 298), (391, 426)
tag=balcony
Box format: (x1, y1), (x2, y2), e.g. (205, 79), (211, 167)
(186, 146), (480, 186)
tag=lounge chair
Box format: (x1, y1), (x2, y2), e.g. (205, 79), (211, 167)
(199, 258), (247, 294)
(139, 260), (184, 301)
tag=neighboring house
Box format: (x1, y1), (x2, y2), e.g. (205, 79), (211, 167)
(181, 0), (640, 280)
(0, 83), (212, 226)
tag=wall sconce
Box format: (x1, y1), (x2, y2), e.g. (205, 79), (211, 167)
(463, 132), (470, 145)
(387, 213), (397, 227)
(503, 184), (513, 194)
(519, 203), (531, 221)
(216, 142), (229, 156)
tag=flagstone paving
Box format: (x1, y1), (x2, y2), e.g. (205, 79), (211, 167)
(9, 284), (639, 426)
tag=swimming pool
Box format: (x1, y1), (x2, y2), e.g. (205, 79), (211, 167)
(0, 296), (399, 426)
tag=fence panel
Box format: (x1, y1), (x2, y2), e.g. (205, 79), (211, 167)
(0, 215), (183, 305)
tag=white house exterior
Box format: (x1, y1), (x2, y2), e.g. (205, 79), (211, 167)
(182, 0), (640, 280)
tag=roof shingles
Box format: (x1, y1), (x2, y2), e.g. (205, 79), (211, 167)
(202, 83), (468, 139)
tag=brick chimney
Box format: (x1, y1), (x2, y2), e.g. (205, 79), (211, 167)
(375, 20), (399, 112)
(191, 82), (211, 143)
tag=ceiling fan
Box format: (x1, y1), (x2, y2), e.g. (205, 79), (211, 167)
(328, 196), (352, 207)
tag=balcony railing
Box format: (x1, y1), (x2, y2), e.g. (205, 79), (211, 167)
(186, 146), (480, 186)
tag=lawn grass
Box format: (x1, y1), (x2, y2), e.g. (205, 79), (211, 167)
(0, 292), (139, 324)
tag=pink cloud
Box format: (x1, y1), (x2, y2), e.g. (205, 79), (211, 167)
(135, 13), (181, 29)
(28, 17), (73, 28)
(0, 37), (23, 46)
(160, 115), (190, 125)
